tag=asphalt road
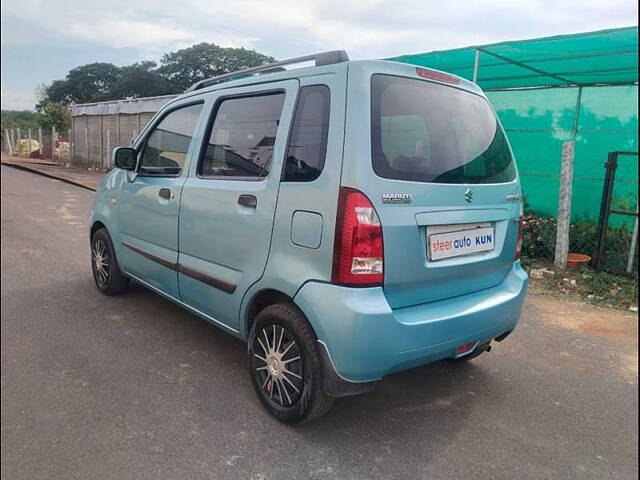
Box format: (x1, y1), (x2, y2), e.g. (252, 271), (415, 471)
(1, 165), (638, 480)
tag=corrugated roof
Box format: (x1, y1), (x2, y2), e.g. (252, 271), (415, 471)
(387, 26), (638, 90)
(71, 94), (178, 116)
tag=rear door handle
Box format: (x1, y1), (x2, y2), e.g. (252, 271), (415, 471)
(238, 194), (257, 208)
(158, 188), (172, 200)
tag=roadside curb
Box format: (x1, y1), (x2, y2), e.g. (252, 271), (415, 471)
(1, 160), (98, 192)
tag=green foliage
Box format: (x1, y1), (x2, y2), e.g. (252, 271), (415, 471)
(35, 102), (70, 131)
(521, 211), (637, 272)
(1, 110), (39, 133)
(46, 63), (122, 104)
(531, 264), (638, 310)
(158, 43), (275, 92)
(110, 61), (173, 99)
(41, 43), (276, 105)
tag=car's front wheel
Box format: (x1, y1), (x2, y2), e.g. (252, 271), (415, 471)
(248, 303), (334, 424)
(91, 228), (129, 295)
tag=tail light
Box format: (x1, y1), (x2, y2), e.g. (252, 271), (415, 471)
(332, 188), (384, 286)
(515, 203), (524, 260)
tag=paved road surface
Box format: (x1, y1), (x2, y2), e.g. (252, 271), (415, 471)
(1, 165), (637, 479)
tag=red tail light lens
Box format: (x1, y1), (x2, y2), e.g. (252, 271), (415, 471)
(332, 188), (384, 286)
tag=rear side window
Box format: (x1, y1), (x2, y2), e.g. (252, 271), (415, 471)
(371, 75), (516, 184)
(200, 93), (285, 178)
(283, 85), (330, 182)
(139, 103), (203, 176)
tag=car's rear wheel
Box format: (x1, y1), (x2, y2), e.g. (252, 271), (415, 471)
(91, 228), (129, 295)
(248, 303), (334, 424)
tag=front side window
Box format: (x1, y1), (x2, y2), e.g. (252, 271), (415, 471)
(139, 103), (203, 176)
(283, 85), (330, 182)
(371, 75), (516, 184)
(200, 93), (285, 178)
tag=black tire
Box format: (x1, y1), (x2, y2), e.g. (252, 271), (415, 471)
(91, 228), (129, 295)
(248, 302), (334, 424)
(449, 342), (491, 362)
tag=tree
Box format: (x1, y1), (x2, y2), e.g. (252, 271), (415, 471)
(40, 43), (277, 105)
(110, 61), (173, 99)
(45, 63), (121, 104)
(158, 43), (276, 92)
(35, 102), (71, 131)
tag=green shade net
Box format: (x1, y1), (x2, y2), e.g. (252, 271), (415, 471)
(387, 27), (638, 90)
(387, 27), (638, 222)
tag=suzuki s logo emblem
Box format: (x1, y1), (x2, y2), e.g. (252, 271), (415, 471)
(464, 188), (473, 203)
(382, 193), (412, 204)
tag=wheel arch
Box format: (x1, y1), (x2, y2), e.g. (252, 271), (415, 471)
(244, 288), (295, 340)
(90, 220), (107, 240)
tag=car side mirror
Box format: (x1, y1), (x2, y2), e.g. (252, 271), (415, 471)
(113, 147), (137, 170)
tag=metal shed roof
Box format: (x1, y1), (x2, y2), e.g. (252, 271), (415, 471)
(71, 94), (178, 116)
(387, 26), (638, 90)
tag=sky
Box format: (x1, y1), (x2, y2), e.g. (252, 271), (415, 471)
(1, 0), (638, 110)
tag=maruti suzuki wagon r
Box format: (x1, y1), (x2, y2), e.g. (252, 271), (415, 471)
(89, 50), (528, 423)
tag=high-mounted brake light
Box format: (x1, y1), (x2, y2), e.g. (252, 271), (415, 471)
(332, 188), (384, 286)
(415, 67), (460, 85)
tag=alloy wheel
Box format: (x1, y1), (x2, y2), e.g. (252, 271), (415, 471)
(92, 238), (110, 287)
(253, 324), (305, 408)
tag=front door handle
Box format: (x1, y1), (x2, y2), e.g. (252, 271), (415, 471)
(238, 194), (257, 208)
(158, 188), (172, 200)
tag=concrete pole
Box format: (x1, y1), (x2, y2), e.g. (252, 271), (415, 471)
(116, 113), (120, 148)
(554, 86), (582, 269)
(68, 129), (72, 165)
(52, 126), (57, 161)
(84, 119), (89, 170)
(99, 115), (104, 171)
(38, 128), (43, 157)
(28, 129), (32, 157)
(4, 129), (13, 155)
(106, 130), (111, 169)
(16, 128), (21, 154)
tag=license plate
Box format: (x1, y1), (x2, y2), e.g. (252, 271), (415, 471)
(427, 225), (495, 261)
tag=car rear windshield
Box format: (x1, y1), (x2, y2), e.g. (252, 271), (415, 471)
(371, 74), (516, 184)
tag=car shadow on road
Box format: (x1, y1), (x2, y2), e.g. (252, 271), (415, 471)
(122, 282), (490, 450)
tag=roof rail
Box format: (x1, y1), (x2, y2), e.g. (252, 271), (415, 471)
(184, 50), (349, 92)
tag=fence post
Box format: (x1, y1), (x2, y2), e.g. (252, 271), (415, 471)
(593, 152), (618, 269)
(4, 129), (13, 155)
(16, 128), (21, 153)
(11, 129), (15, 151)
(116, 113), (120, 148)
(84, 117), (89, 170)
(28, 129), (32, 157)
(554, 141), (575, 269)
(67, 129), (72, 165)
(52, 126), (57, 161)
(38, 128), (43, 157)
(627, 205), (639, 273)
(106, 130), (111, 169)
(99, 115), (104, 171)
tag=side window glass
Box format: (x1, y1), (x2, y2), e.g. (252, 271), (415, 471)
(139, 103), (203, 176)
(283, 85), (330, 182)
(200, 93), (285, 178)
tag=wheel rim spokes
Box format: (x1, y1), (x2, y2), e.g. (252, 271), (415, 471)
(253, 324), (304, 407)
(92, 240), (110, 286)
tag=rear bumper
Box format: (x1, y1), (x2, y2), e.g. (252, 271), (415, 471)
(294, 261), (528, 383)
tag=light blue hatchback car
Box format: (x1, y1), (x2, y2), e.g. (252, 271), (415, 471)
(89, 50), (528, 423)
